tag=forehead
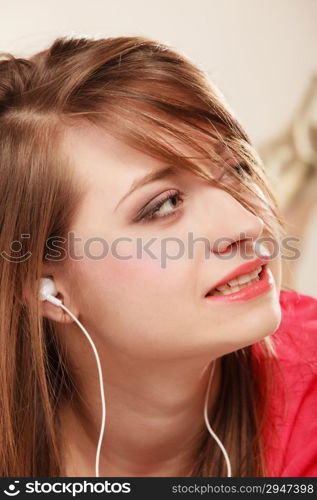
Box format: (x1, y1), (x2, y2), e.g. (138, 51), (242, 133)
(64, 127), (222, 214)
(62, 122), (168, 194)
(62, 118), (230, 190)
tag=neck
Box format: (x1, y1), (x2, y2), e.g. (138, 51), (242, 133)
(59, 343), (221, 477)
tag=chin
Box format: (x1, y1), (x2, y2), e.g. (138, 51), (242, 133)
(242, 296), (282, 346)
(226, 296), (282, 352)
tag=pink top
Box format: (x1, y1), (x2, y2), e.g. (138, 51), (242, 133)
(259, 289), (317, 477)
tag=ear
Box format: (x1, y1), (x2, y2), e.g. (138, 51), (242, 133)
(24, 274), (80, 325)
(42, 274), (81, 324)
(40, 286), (77, 324)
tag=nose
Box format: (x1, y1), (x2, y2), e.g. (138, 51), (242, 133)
(210, 196), (265, 254)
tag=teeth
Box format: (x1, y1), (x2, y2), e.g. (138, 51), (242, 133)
(214, 279), (254, 295)
(236, 267), (262, 285)
(213, 281), (258, 295)
(215, 266), (262, 290)
(217, 283), (231, 292)
(208, 268), (263, 297)
(227, 277), (239, 286)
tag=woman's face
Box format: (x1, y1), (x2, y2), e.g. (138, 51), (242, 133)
(59, 122), (282, 361)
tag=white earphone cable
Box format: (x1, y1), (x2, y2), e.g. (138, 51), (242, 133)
(203, 359), (232, 477)
(54, 299), (106, 478)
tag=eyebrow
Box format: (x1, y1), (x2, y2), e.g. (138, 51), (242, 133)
(114, 165), (178, 212)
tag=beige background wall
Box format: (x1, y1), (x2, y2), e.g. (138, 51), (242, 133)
(1, 0), (316, 296)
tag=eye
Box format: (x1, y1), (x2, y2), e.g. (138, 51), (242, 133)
(233, 162), (252, 177)
(218, 161), (251, 185)
(135, 189), (185, 223)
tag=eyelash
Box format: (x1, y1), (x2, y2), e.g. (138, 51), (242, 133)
(137, 189), (185, 223)
(231, 162), (252, 177)
(220, 161), (251, 182)
(136, 162), (251, 224)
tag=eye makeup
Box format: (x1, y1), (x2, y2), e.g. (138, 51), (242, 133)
(131, 161), (251, 225)
(133, 189), (185, 223)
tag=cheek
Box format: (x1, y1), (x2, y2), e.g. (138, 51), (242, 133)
(73, 252), (196, 357)
(71, 229), (192, 298)
(77, 250), (180, 306)
(86, 235), (191, 296)
(74, 246), (196, 338)
(104, 253), (165, 292)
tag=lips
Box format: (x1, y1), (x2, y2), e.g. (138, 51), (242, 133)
(205, 257), (268, 296)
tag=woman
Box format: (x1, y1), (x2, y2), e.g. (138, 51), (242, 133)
(0, 35), (316, 477)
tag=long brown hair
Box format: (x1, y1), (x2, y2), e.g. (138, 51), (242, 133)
(0, 35), (286, 477)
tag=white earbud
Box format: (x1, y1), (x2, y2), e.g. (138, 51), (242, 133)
(39, 277), (62, 306)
